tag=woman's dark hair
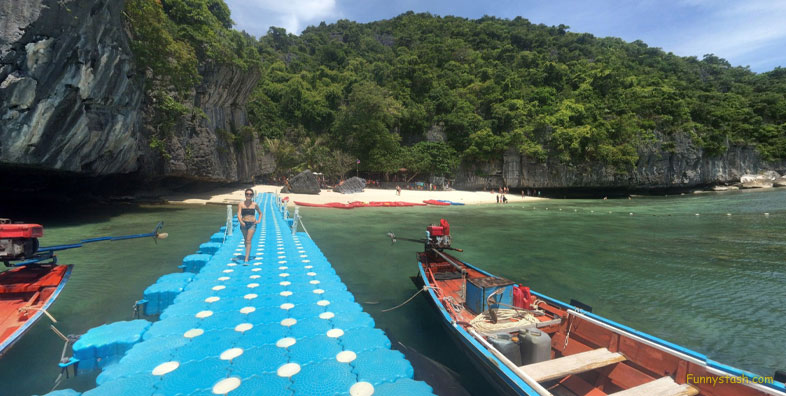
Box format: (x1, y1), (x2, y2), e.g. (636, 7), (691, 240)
(245, 188), (254, 195)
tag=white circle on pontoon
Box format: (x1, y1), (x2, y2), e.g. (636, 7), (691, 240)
(218, 276), (230, 281)
(310, 280), (320, 285)
(304, 265), (313, 269)
(313, 289), (325, 294)
(280, 318), (297, 327)
(278, 261), (287, 264)
(250, 275), (260, 279)
(302, 260), (311, 263)
(280, 281), (291, 286)
(279, 273), (290, 277)
(307, 272), (317, 276)
(240, 306), (256, 314)
(252, 268), (261, 272)
(277, 363), (300, 378)
(212, 285), (225, 291)
(196, 310), (213, 318)
(336, 350), (356, 363)
(205, 296), (220, 303)
(247, 283), (259, 288)
(280, 303), (295, 310)
(276, 337), (296, 348)
(235, 249), (243, 252)
(279, 266), (288, 270)
(220, 347), (244, 361)
(183, 328), (204, 338)
(235, 323), (253, 333)
(317, 300), (330, 306)
(300, 255), (308, 258)
(349, 381), (374, 396)
(319, 312), (335, 320)
(327, 328), (344, 338)
(212, 377), (241, 394)
(152, 361), (179, 375)
(278, 256), (286, 259)
(298, 250), (306, 254)
(280, 291), (293, 297)
(244, 293), (258, 300)
(253, 262), (261, 266)
(223, 269), (234, 273)
(227, 263), (237, 267)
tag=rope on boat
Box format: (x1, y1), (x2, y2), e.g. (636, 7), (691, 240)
(18, 307), (58, 323)
(470, 308), (540, 334)
(382, 286), (432, 312)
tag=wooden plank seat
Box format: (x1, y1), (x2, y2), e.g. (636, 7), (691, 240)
(607, 376), (698, 396)
(520, 348), (627, 383)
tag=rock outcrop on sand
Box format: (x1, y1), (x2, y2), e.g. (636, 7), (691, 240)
(740, 171), (780, 188)
(281, 170), (320, 194)
(333, 177), (366, 194)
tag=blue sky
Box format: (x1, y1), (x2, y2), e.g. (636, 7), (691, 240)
(224, 0), (786, 73)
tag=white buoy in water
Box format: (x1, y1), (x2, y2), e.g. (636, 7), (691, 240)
(764, 213), (770, 216)
(695, 213), (700, 216)
(629, 213), (633, 216)
(727, 213), (732, 216)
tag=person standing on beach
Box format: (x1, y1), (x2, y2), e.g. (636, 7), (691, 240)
(396, 185), (401, 196)
(237, 188), (261, 264)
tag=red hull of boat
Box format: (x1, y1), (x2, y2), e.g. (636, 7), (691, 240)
(0, 264), (73, 357)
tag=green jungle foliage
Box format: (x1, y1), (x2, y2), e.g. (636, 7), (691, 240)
(127, 4), (786, 176)
(250, 12), (786, 177)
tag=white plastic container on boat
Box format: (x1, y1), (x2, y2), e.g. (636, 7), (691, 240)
(520, 329), (551, 365)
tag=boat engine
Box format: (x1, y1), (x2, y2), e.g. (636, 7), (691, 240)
(426, 219), (452, 250)
(0, 219), (43, 263)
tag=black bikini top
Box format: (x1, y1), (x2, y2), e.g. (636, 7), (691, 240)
(241, 207), (255, 216)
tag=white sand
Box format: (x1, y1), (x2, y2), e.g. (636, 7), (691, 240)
(162, 184), (546, 206)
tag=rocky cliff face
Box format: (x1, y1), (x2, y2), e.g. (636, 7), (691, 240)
(139, 63), (262, 183)
(1, 0), (143, 175)
(0, 0), (262, 192)
(455, 131), (786, 192)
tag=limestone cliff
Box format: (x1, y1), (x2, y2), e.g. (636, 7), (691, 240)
(454, 131), (786, 192)
(0, 0), (262, 193)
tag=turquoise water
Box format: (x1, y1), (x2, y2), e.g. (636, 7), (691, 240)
(299, 189), (786, 393)
(1, 190), (785, 395)
(0, 204), (226, 396)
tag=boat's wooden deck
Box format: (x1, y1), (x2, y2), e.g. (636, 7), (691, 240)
(0, 265), (66, 349)
(422, 253), (775, 396)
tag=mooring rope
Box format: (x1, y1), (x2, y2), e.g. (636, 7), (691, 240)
(382, 286), (432, 312)
(470, 308), (540, 334)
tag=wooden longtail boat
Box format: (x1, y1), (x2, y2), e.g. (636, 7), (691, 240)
(0, 264), (73, 357)
(409, 220), (786, 396)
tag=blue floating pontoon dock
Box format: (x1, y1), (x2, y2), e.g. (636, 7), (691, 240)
(52, 193), (433, 396)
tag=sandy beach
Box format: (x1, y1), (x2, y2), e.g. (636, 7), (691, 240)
(162, 184), (547, 206)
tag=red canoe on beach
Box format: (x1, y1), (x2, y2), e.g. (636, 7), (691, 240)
(294, 201), (427, 208)
(423, 199), (451, 206)
(0, 264), (73, 357)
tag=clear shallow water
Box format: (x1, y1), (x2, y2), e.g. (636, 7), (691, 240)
(300, 189), (786, 393)
(0, 204), (226, 396)
(1, 190), (784, 395)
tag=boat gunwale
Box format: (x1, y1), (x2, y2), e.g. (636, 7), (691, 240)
(419, 253), (786, 396)
(0, 264), (74, 357)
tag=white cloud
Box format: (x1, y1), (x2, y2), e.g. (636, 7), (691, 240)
(225, 0), (337, 36)
(666, 0), (786, 62)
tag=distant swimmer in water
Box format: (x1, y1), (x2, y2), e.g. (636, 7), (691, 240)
(238, 188), (261, 264)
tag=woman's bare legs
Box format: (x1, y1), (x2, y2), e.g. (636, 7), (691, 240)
(242, 225), (255, 263)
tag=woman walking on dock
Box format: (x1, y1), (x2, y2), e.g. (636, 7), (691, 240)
(237, 188), (261, 263)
